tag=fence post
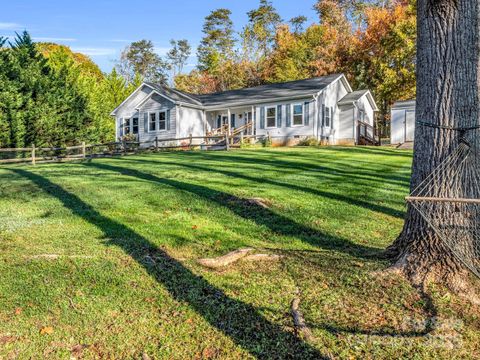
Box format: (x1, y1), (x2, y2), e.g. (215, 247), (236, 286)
(155, 136), (158, 152)
(240, 132), (244, 146)
(189, 133), (193, 149)
(82, 141), (86, 159)
(31, 144), (36, 166)
(225, 133), (229, 151)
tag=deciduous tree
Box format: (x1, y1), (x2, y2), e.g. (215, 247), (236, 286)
(387, 0), (479, 298)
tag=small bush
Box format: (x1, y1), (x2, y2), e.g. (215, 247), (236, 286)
(297, 137), (319, 147)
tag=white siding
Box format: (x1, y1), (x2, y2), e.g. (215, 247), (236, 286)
(337, 106), (355, 141)
(323, 78), (350, 144)
(391, 105), (416, 144)
(255, 99), (315, 141)
(115, 86), (153, 140)
(177, 106), (205, 143)
(138, 94), (177, 146)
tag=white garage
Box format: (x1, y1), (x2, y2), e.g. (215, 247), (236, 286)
(391, 99), (416, 145)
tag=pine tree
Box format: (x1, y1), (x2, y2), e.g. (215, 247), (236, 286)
(197, 9), (236, 72)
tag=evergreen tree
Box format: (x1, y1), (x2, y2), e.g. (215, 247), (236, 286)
(117, 40), (170, 84)
(197, 9), (236, 72)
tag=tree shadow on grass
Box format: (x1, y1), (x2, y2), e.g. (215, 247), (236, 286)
(82, 161), (381, 260)
(119, 156), (406, 220)
(167, 151), (412, 186)
(10, 168), (326, 359)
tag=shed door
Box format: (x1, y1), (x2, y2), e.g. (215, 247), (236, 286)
(405, 110), (415, 142)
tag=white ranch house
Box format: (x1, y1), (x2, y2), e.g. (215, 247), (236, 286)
(111, 74), (379, 147)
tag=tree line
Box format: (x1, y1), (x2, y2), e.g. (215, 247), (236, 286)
(0, 0), (416, 148)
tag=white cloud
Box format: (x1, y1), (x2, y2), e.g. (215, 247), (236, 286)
(154, 47), (171, 56)
(71, 47), (116, 56)
(33, 37), (77, 42)
(0, 22), (22, 30)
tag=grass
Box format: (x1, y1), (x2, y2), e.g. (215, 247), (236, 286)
(0, 147), (478, 359)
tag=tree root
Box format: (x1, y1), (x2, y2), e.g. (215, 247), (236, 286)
(385, 256), (480, 306)
(291, 291), (314, 342)
(243, 254), (283, 262)
(197, 248), (284, 269)
(246, 197), (271, 209)
(197, 248), (255, 269)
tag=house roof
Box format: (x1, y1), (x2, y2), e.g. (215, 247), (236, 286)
(338, 90), (379, 111)
(144, 82), (203, 106)
(337, 90), (369, 105)
(193, 73), (344, 107)
(112, 73), (376, 115)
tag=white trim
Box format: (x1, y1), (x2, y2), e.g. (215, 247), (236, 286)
(148, 112), (157, 133)
(110, 83), (156, 116)
(147, 110), (169, 133)
(265, 106), (277, 129)
(158, 110), (167, 132)
(135, 90), (177, 110)
(291, 103), (304, 127)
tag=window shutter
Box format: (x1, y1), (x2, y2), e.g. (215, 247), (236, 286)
(231, 113), (236, 128)
(167, 109), (171, 130)
(286, 104), (291, 127)
(304, 102), (310, 126)
(260, 107), (265, 129)
(277, 105), (282, 128)
(144, 113), (148, 133)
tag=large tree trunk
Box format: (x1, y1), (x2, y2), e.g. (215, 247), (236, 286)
(387, 0), (480, 291)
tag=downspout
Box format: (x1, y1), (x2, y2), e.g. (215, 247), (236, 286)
(353, 101), (358, 145)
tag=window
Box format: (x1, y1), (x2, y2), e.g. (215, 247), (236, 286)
(325, 106), (331, 127)
(132, 117), (139, 134)
(358, 110), (365, 123)
(231, 114), (236, 128)
(292, 104), (304, 126)
(124, 118), (131, 135)
(149, 113), (156, 132)
(266, 107), (276, 128)
(159, 111), (166, 130)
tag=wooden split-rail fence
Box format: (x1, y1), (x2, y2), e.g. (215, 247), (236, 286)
(0, 132), (273, 165)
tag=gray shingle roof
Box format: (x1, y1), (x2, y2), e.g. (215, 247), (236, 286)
(337, 90), (369, 106)
(194, 74), (343, 107)
(145, 74), (344, 108)
(144, 82), (203, 106)
(392, 99), (416, 108)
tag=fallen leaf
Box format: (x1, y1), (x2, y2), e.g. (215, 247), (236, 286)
(192, 225), (198, 230)
(71, 344), (89, 356)
(40, 326), (54, 335)
(142, 353), (151, 360)
(202, 347), (216, 359)
(14, 307), (22, 315)
(0, 335), (16, 345)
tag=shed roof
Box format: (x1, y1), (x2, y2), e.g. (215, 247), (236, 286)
(392, 99), (416, 109)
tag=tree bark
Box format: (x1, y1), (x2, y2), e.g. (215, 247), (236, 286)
(387, 0), (480, 291)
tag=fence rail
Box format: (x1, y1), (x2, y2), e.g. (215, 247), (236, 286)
(0, 132), (316, 165)
(0, 134), (252, 165)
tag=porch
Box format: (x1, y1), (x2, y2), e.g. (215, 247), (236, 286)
(205, 107), (255, 138)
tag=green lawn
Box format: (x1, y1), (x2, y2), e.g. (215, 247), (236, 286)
(0, 147), (478, 359)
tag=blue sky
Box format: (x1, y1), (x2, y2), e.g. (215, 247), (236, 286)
(1, 0), (318, 73)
